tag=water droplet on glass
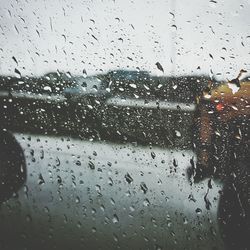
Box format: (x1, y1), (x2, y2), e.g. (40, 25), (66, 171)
(83, 69), (87, 78)
(75, 160), (81, 166)
(57, 175), (62, 184)
(26, 215), (32, 222)
(65, 71), (72, 78)
(125, 173), (133, 184)
(143, 198), (150, 206)
(112, 214), (119, 223)
(140, 182), (148, 194)
(44, 86), (52, 92)
(38, 173), (45, 185)
(183, 217), (188, 224)
(171, 24), (177, 31)
(195, 208), (202, 215)
(108, 177), (113, 186)
(88, 161), (95, 170)
(12, 56), (18, 65)
(209, 0), (217, 8)
(175, 130), (181, 137)
(151, 151), (156, 159)
(75, 196), (80, 204)
(14, 68), (21, 78)
(95, 185), (101, 193)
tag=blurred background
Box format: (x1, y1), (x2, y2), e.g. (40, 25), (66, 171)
(0, 0), (249, 249)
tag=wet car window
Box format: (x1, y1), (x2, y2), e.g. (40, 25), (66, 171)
(0, 1), (249, 250)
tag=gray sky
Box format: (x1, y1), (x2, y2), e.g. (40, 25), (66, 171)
(0, 0), (249, 79)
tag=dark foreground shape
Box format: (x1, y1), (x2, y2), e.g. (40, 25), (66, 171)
(217, 119), (250, 250)
(189, 116), (250, 249)
(0, 131), (26, 203)
(218, 156), (250, 250)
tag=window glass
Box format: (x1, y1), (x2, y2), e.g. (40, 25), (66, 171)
(0, 1), (249, 249)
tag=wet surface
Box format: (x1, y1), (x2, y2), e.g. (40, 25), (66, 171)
(0, 133), (224, 250)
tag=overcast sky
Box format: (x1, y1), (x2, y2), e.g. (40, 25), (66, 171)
(0, 0), (249, 79)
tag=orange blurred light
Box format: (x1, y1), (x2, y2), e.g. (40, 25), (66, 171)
(216, 103), (224, 111)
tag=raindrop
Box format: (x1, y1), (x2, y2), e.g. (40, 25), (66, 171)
(208, 179), (212, 189)
(209, 0), (217, 8)
(36, 30), (40, 37)
(95, 185), (101, 193)
(204, 192), (212, 210)
(183, 217), (188, 224)
(65, 72), (72, 78)
(125, 173), (133, 184)
(209, 26), (215, 34)
(155, 245), (163, 250)
(44, 86), (52, 92)
(108, 177), (113, 186)
(210, 226), (217, 236)
(112, 214), (119, 223)
(91, 208), (96, 215)
(75, 160), (81, 166)
(14, 68), (21, 78)
(38, 173), (45, 185)
(143, 198), (150, 206)
(110, 198), (115, 205)
(155, 62), (164, 73)
(140, 182), (148, 194)
(151, 151), (156, 159)
(113, 233), (118, 242)
(173, 159), (178, 167)
(91, 34), (98, 41)
(195, 208), (202, 215)
(171, 24), (177, 31)
(125, 190), (131, 197)
(83, 69), (87, 78)
(44, 206), (49, 213)
(57, 175), (62, 184)
(169, 12), (175, 19)
(14, 25), (19, 34)
(56, 157), (60, 166)
(100, 205), (105, 212)
(129, 83), (137, 89)
(129, 206), (135, 212)
(175, 130), (181, 137)
(75, 196), (80, 204)
(88, 161), (95, 170)
(188, 194), (196, 202)
(12, 56), (18, 65)
(40, 150), (44, 159)
(26, 215), (32, 222)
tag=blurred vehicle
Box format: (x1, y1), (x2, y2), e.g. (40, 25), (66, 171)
(62, 75), (109, 138)
(192, 71), (250, 250)
(101, 70), (209, 148)
(0, 72), (74, 133)
(193, 72), (250, 178)
(62, 70), (211, 147)
(0, 70), (210, 148)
